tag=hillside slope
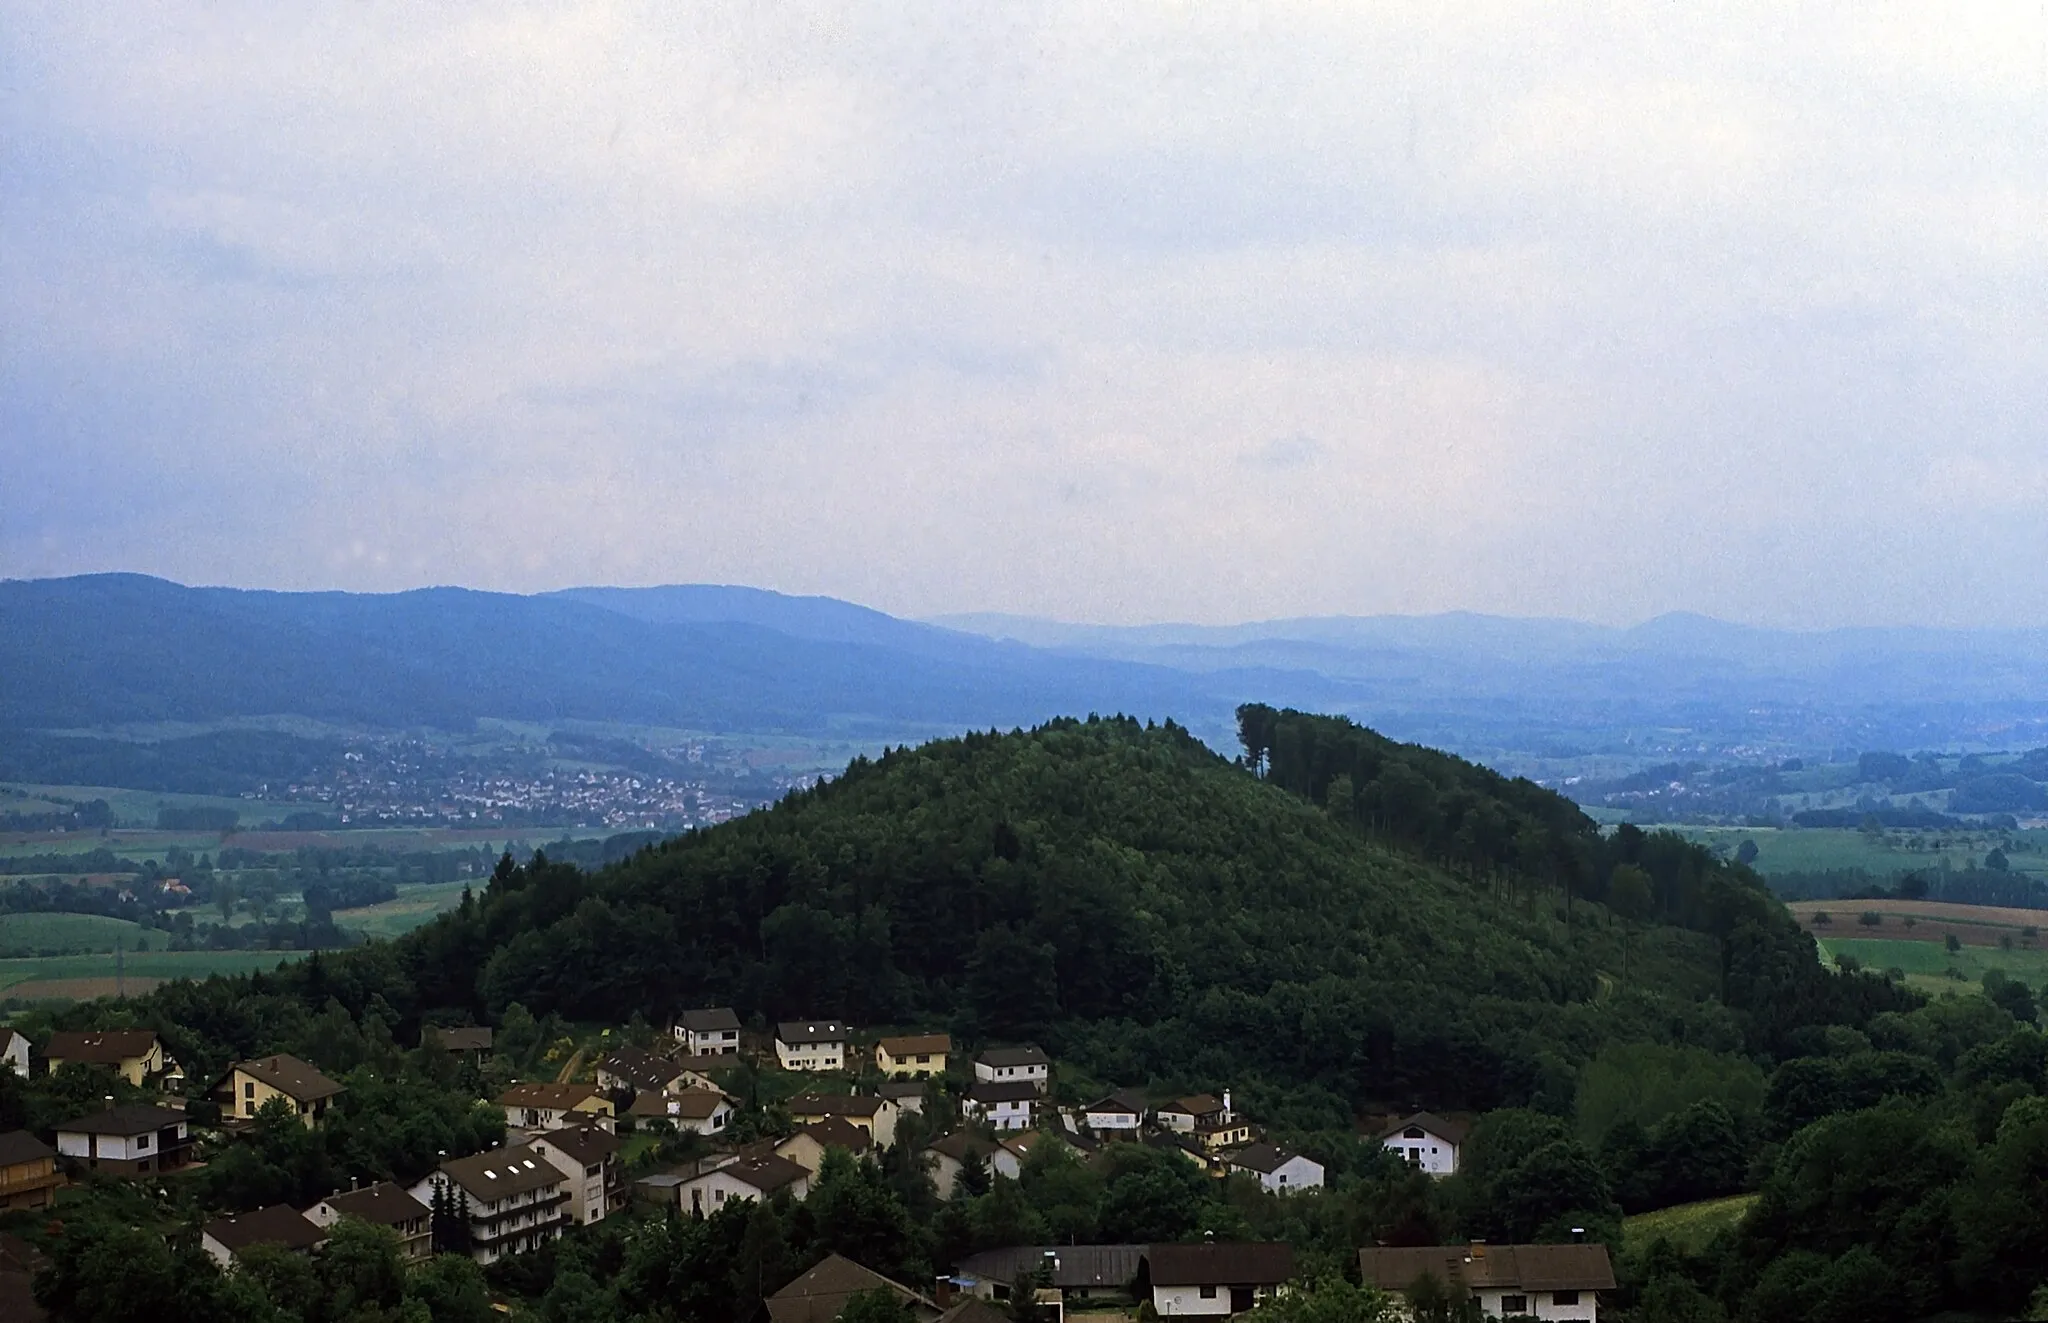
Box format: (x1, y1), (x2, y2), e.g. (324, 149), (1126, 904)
(390, 715), (1909, 1113)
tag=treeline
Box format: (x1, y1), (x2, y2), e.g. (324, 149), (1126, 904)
(1770, 866), (2048, 910)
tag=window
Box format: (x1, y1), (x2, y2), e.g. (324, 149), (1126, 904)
(1199, 1286), (1217, 1300)
(1552, 1290), (1580, 1305)
(136, 1134), (151, 1150)
(1501, 1295), (1527, 1314)
(245, 1082), (256, 1098)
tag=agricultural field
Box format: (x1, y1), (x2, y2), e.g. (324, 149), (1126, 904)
(1675, 825), (2048, 878)
(0, 911), (150, 955)
(1811, 936), (2048, 997)
(0, 782), (305, 831)
(1624, 1194), (1758, 1254)
(335, 880), (472, 939)
(0, 948), (308, 1003)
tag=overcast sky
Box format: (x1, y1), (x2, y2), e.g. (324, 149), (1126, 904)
(4, 4), (2045, 628)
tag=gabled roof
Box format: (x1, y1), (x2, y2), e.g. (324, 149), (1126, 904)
(968, 1080), (1039, 1105)
(1083, 1090), (1147, 1116)
(44, 1029), (159, 1064)
(538, 1123), (622, 1166)
(937, 1300), (1011, 1323)
(437, 1144), (566, 1201)
(424, 1026), (493, 1052)
(631, 1088), (731, 1120)
(788, 1093), (883, 1119)
(499, 1081), (606, 1110)
(957, 1245), (1145, 1290)
(678, 1007), (742, 1033)
(203, 1204), (327, 1256)
(768, 1253), (938, 1323)
(234, 1053), (346, 1103)
(314, 1181), (430, 1227)
(1160, 1094), (1224, 1117)
(776, 1020), (848, 1045)
(1144, 1243), (1294, 1287)
(878, 1033), (952, 1057)
(0, 1131), (55, 1168)
(1224, 1143), (1312, 1175)
(706, 1152), (809, 1195)
(878, 1080), (928, 1100)
(1357, 1244), (1615, 1294)
(0, 1028), (25, 1051)
(597, 1045), (684, 1092)
(976, 1046), (1049, 1068)
(788, 1116), (872, 1154)
(1377, 1112), (1471, 1145)
(927, 1130), (998, 1162)
(56, 1104), (186, 1137)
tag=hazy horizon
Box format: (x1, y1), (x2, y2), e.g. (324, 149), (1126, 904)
(7, 6), (2045, 629)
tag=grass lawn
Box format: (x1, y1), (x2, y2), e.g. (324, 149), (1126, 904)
(336, 880), (473, 939)
(0, 911), (150, 955)
(0, 783), (304, 831)
(1624, 1194), (1758, 1253)
(1673, 826), (2048, 879)
(1814, 937), (2048, 996)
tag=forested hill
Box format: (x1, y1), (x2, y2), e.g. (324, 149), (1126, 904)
(135, 712), (1907, 1122)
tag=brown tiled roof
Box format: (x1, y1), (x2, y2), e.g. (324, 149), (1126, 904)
(598, 1045), (684, 1092)
(790, 1116), (872, 1154)
(1377, 1112), (1472, 1145)
(878, 1033), (952, 1057)
(236, 1053), (346, 1103)
(976, 1046), (1048, 1068)
(1144, 1243), (1294, 1287)
(425, 1026), (494, 1052)
(56, 1104), (186, 1137)
(1161, 1094), (1223, 1117)
(878, 1080), (927, 1100)
(1223, 1142), (1304, 1175)
(0, 1131), (55, 1168)
(1084, 1090), (1147, 1116)
(45, 1029), (158, 1064)
(314, 1182), (429, 1228)
(788, 1093), (883, 1119)
(768, 1253), (937, 1323)
(958, 1245), (1144, 1290)
(713, 1152), (809, 1195)
(927, 1130), (998, 1162)
(937, 1300), (1010, 1323)
(631, 1088), (729, 1120)
(204, 1204), (327, 1256)
(438, 1144), (567, 1201)
(538, 1124), (622, 1166)
(500, 1082), (605, 1110)
(1356, 1244), (1615, 1294)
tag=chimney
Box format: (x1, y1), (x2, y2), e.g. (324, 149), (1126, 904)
(103, 1094), (115, 1111)
(933, 1278), (956, 1308)
(1571, 1227), (1586, 1243)
(1223, 1090), (1232, 1119)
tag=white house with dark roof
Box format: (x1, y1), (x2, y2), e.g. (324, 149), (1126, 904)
(628, 1087), (734, 1135)
(672, 1151), (811, 1214)
(1140, 1242), (1295, 1316)
(1081, 1090), (1146, 1136)
(201, 1204), (327, 1268)
(1378, 1112), (1469, 1176)
(0, 1029), (26, 1078)
(532, 1124), (623, 1225)
(1358, 1243), (1616, 1321)
(409, 1143), (571, 1265)
(775, 1021), (849, 1072)
(304, 1181), (431, 1258)
(1221, 1142), (1324, 1193)
(973, 1046), (1050, 1092)
(674, 1007), (742, 1056)
(963, 1080), (1038, 1131)
(54, 1104), (192, 1176)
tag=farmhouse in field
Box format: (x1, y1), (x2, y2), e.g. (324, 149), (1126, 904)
(1357, 1243), (1616, 1321)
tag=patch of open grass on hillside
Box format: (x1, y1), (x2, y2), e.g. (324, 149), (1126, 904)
(1625, 1194), (1758, 1254)
(0, 911), (149, 955)
(1815, 937), (2048, 996)
(1675, 826), (2047, 878)
(335, 881), (473, 939)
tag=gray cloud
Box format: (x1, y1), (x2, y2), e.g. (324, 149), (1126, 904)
(2, 2), (2044, 628)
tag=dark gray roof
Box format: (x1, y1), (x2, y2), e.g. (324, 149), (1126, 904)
(927, 1130), (999, 1162)
(709, 1152), (810, 1195)
(968, 1080), (1040, 1105)
(45, 1029), (159, 1064)
(1083, 1091), (1146, 1115)
(1224, 1143), (1312, 1175)
(777, 1020), (848, 1045)
(598, 1045), (683, 1092)
(789, 1093), (882, 1118)
(768, 1253), (937, 1323)
(977, 1046), (1049, 1068)
(1378, 1112), (1472, 1145)
(57, 1104), (186, 1137)
(957, 1245), (1145, 1290)
(0, 1131), (55, 1167)
(1358, 1244), (1615, 1293)
(204, 1204), (327, 1255)
(538, 1124), (622, 1166)
(1144, 1243), (1294, 1287)
(425, 1026), (493, 1052)
(878, 1080), (927, 1099)
(678, 1007), (742, 1033)
(438, 1144), (567, 1201)
(315, 1182), (429, 1227)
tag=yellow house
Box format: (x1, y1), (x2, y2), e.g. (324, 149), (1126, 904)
(45, 1029), (171, 1088)
(873, 1034), (951, 1079)
(226, 1053), (346, 1127)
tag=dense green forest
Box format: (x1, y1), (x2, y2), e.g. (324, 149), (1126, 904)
(6, 711), (2044, 1321)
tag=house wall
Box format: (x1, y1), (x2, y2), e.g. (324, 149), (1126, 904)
(1258, 1157), (1325, 1193)
(974, 1061), (1048, 1089)
(56, 1125), (181, 1168)
(2, 1035), (27, 1077)
(201, 1232), (236, 1269)
(1383, 1132), (1457, 1175)
(980, 1098), (1032, 1131)
(876, 1047), (947, 1078)
(407, 1173), (569, 1266)
(1475, 1289), (1597, 1321)
(0, 1154), (62, 1210)
(50, 1042), (161, 1087)
(776, 1039), (845, 1071)
(304, 1202), (431, 1258)
(677, 1168), (808, 1214)
(685, 1027), (740, 1055)
(1150, 1286), (1233, 1316)
(1085, 1109), (1141, 1133)
(533, 1146), (611, 1225)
